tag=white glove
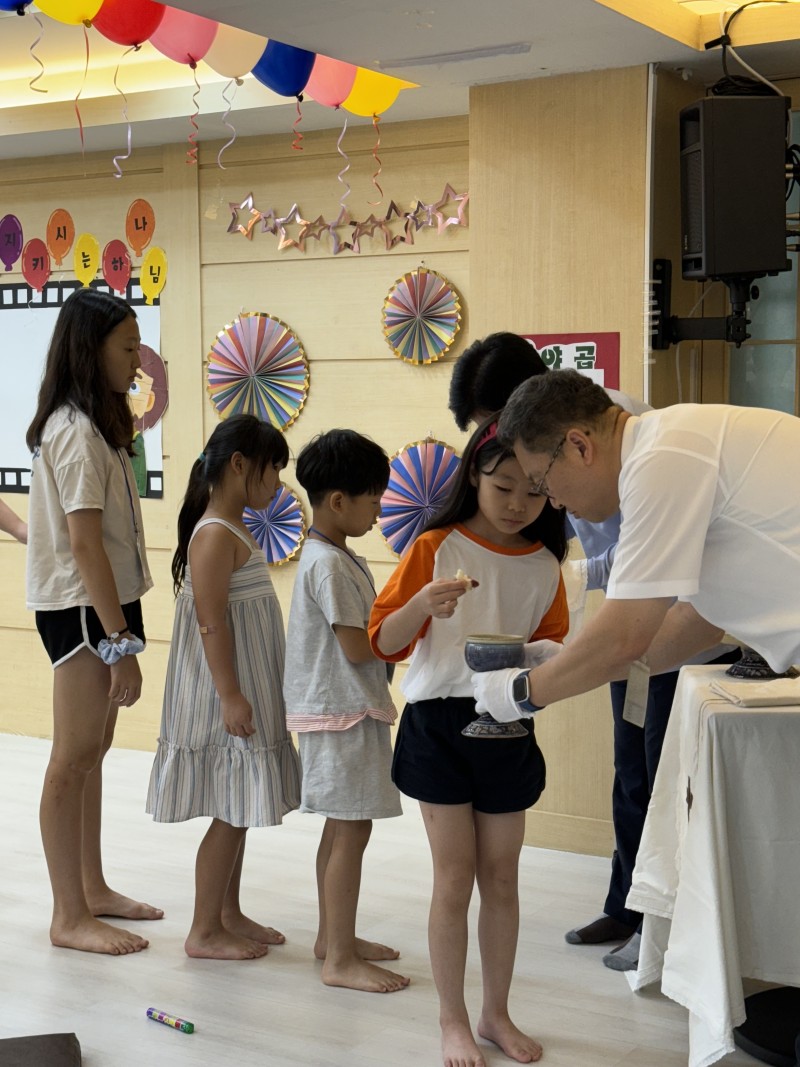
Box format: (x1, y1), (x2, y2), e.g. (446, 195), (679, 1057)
(562, 558), (589, 615)
(522, 639), (563, 669)
(472, 667), (527, 722)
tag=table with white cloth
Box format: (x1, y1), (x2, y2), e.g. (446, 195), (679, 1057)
(625, 665), (800, 1067)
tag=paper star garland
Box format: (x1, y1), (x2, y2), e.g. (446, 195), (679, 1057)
(298, 215), (329, 244)
(276, 204), (311, 252)
(431, 183), (469, 235)
(383, 201), (415, 249)
(404, 199), (434, 233)
(326, 208), (354, 255)
(260, 208), (279, 236)
(350, 213), (388, 254)
(227, 193), (261, 239)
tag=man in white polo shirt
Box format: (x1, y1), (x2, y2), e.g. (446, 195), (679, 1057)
(472, 368), (800, 724)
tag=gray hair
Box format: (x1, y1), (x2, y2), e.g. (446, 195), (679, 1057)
(497, 369), (615, 453)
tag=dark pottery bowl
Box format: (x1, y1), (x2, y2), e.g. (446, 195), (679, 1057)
(464, 634), (525, 672)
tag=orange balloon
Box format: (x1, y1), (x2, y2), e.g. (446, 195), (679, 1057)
(125, 198), (155, 257)
(46, 208), (75, 267)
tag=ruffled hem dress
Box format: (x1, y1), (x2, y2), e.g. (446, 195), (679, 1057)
(147, 518), (302, 828)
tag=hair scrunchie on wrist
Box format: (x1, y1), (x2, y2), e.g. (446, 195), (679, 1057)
(97, 634), (145, 666)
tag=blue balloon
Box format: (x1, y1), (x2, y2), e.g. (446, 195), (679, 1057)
(251, 40), (315, 97)
(0, 0), (32, 10)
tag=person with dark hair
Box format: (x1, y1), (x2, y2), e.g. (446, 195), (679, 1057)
(368, 415), (568, 1066)
(26, 288), (158, 955)
(147, 414), (301, 960)
(448, 334), (737, 972)
(283, 429), (408, 994)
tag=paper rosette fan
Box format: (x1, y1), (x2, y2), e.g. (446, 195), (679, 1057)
(379, 439), (461, 556)
(207, 312), (309, 429)
(382, 268), (462, 365)
(243, 485), (306, 565)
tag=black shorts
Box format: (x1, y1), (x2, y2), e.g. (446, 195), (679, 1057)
(392, 697), (546, 814)
(35, 600), (145, 668)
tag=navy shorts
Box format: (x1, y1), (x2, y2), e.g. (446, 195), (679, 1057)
(392, 697), (546, 814)
(35, 600), (145, 668)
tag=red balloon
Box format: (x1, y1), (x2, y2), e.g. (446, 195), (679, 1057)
(22, 238), (51, 292)
(102, 239), (131, 295)
(92, 0), (164, 46)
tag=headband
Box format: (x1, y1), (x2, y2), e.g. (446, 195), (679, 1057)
(474, 421), (498, 453)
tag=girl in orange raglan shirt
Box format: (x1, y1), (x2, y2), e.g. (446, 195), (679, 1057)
(369, 414), (567, 1067)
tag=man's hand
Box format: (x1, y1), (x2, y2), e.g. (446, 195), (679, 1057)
(472, 667), (529, 722)
(522, 639), (563, 669)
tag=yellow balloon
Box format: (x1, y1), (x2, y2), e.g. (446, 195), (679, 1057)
(342, 69), (416, 118)
(37, 0), (103, 25)
(140, 247), (167, 305)
(73, 233), (100, 288)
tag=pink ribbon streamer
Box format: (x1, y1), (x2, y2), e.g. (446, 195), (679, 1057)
(111, 45), (137, 179)
(292, 95), (304, 152)
(28, 13), (47, 94)
(368, 114), (383, 207)
(74, 24), (90, 158)
(216, 78), (239, 170)
(187, 62), (200, 165)
(336, 113), (351, 212)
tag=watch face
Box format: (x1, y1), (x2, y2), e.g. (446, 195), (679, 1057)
(512, 673), (529, 703)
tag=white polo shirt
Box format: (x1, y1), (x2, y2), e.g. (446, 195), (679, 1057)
(607, 404), (800, 672)
(26, 406), (153, 611)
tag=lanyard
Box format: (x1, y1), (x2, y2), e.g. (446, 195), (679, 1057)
(115, 448), (141, 550)
(308, 526), (376, 594)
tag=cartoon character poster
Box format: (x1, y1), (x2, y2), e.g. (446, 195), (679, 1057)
(129, 343), (167, 498)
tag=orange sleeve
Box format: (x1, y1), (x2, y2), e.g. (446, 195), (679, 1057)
(529, 569), (569, 644)
(368, 528), (449, 662)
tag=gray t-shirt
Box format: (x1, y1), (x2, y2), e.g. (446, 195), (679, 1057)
(283, 540), (396, 731)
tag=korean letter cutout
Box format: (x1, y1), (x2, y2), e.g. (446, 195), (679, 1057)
(22, 238), (51, 292)
(140, 246), (167, 304)
(126, 199), (155, 257)
(74, 233), (100, 287)
(46, 208), (75, 266)
(102, 239), (131, 294)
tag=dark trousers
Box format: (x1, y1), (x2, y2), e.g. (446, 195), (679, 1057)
(603, 651), (740, 929)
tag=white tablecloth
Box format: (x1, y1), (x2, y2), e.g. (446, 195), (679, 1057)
(626, 665), (800, 1067)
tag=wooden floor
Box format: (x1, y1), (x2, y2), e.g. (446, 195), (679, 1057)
(0, 733), (758, 1067)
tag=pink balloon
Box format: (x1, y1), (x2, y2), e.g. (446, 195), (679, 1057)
(102, 239), (131, 295)
(306, 55), (357, 108)
(149, 7), (218, 65)
(22, 238), (51, 292)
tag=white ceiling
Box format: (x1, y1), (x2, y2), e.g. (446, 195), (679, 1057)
(1, 0), (799, 160)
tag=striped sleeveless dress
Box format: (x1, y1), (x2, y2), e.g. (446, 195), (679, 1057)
(147, 518), (302, 827)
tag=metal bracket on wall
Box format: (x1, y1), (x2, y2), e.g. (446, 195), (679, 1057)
(650, 258), (754, 349)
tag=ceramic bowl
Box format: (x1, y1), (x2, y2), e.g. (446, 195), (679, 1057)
(464, 634), (525, 672)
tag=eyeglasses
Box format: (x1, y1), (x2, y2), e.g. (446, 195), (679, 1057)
(529, 435), (566, 499)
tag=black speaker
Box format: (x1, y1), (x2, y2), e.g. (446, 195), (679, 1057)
(680, 94), (790, 280)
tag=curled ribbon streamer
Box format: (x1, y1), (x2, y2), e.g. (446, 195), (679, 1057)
(217, 78), (239, 170)
(74, 24), (90, 158)
(292, 95), (304, 152)
(29, 13), (47, 94)
(368, 113), (383, 207)
(187, 62), (200, 166)
(336, 113), (351, 211)
(111, 45), (137, 180)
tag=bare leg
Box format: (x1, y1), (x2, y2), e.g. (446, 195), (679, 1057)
(420, 801), (485, 1067)
(185, 820), (268, 960)
(474, 810), (542, 1064)
(41, 650), (148, 954)
(319, 818), (408, 992)
(82, 703), (163, 922)
(314, 819), (399, 963)
(221, 834), (284, 945)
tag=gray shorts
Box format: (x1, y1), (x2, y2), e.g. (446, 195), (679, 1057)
(298, 717), (403, 820)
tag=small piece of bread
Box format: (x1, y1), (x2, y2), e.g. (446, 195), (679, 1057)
(455, 568), (479, 589)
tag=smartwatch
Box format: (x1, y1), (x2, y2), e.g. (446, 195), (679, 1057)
(512, 670), (544, 715)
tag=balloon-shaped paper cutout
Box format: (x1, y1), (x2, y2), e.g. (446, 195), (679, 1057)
(125, 198), (155, 257)
(243, 485), (306, 566)
(379, 440), (461, 557)
(150, 7), (218, 65)
(203, 23), (267, 79)
(251, 40), (315, 97)
(92, 0), (164, 46)
(74, 233), (100, 287)
(102, 239), (131, 294)
(140, 246), (167, 305)
(382, 268), (462, 365)
(305, 55), (357, 108)
(0, 214), (23, 271)
(21, 238), (51, 291)
(37, 0), (102, 25)
(343, 69), (416, 117)
(206, 312), (309, 430)
(46, 208), (75, 266)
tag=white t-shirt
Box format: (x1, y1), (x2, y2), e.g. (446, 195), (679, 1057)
(607, 404), (800, 672)
(26, 406), (153, 611)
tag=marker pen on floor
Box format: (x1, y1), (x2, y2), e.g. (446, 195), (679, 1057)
(146, 1007), (194, 1034)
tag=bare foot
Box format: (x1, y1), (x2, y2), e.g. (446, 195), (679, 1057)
(185, 930), (269, 960)
(88, 889), (163, 921)
(223, 913), (285, 945)
(50, 915), (149, 955)
(314, 935), (400, 961)
(441, 1020), (486, 1067)
(477, 1013), (543, 1063)
(321, 957), (410, 993)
